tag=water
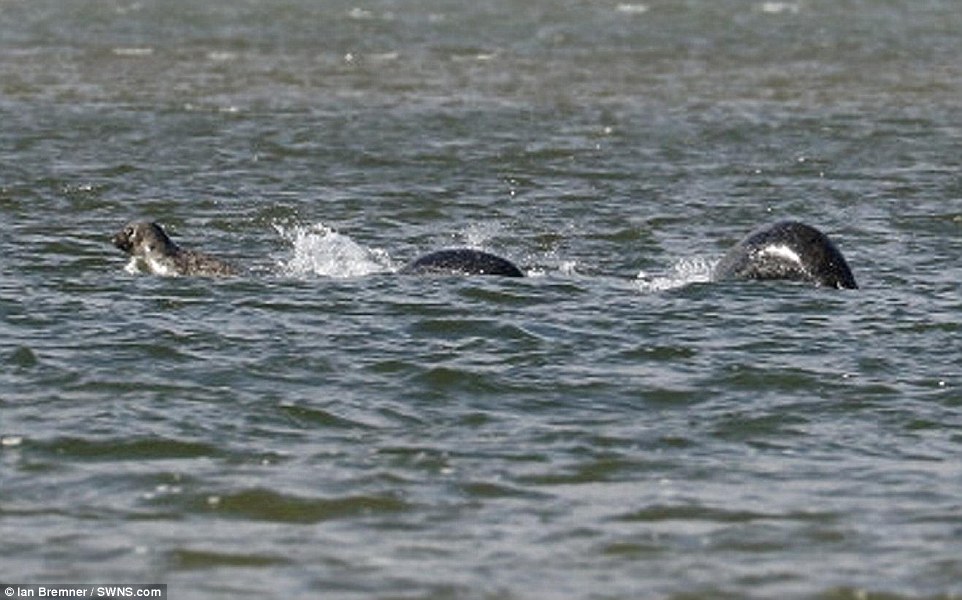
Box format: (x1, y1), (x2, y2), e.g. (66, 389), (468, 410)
(2, 1), (962, 598)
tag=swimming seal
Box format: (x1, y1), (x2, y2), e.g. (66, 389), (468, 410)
(712, 221), (857, 289)
(112, 221), (237, 277)
(400, 248), (524, 277)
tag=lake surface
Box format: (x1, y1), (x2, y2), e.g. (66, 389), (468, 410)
(2, 1), (961, 598)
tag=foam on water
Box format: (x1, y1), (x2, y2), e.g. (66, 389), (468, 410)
(615, 4), (649, 15)
(635, 256), (716, 293)
(274, 222), (395, 278)
(759, 1), (801, 14)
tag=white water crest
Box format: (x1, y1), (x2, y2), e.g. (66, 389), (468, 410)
(635, 256), (716, 293)
(274, 222), (395, 278)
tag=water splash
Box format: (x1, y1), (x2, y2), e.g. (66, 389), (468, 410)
(274, 223), (395, 278)
(635, 256), (716, 293)
(521, 259), (577, 278)
(459, 222), (504, 249)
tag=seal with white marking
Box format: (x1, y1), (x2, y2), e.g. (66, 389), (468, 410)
(112, 221), (237, 277)
(712, 221), (857, 289)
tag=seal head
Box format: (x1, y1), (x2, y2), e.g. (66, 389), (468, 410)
(712, 221), (857, 289)
(112, 221), (237, 277)
(400, 248), (524, 277)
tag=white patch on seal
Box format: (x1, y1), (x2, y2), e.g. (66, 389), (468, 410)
(124, 257), (142, 275)
(147, 256), (178, 276)
(126, 255), (177, 276)
(759, 243), (801, 265)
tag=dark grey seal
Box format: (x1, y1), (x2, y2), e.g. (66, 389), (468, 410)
(112, 221), (237, 277)
(400, 248), (524, 277)
(712, 221), (857, 289)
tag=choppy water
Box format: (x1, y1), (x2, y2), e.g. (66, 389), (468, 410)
(2, 1), (962, 598)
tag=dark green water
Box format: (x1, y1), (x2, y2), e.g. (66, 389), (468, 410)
(2, 1), (961, 598)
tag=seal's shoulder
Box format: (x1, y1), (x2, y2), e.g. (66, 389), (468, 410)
(171, 249), (238, 277)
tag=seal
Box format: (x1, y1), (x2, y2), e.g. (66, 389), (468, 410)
(112, 221), (237, 277)
(712, 221), (857, 289)
(400, 248), (524, 277)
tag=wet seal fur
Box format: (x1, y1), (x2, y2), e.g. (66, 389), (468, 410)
(400, 248), (524, 277)
(112, 221), (237, 277)
(712, 221), (857, 289)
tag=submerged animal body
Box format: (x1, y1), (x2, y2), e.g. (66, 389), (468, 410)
(400, 248), (524, 277)
(712, 221), (857, 289)
(112, 221), (237, 277)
